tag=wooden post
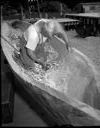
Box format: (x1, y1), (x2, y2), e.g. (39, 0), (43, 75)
(20, 5), (24, 20)
(28, 0), (31, 18)
(1, 5), (3, 21)
(60, 3), (63, 16)
(1, 50), (15, 124)
(37, 0), (42, 18)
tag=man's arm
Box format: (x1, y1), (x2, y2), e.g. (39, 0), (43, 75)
(56, 31), (69, 49)
(54, 21), (70, 50)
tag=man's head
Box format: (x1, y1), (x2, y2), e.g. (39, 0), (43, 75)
(41, 20), (55, 38)
(45, 21), (55, 37)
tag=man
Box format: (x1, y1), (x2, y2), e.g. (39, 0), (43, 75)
(24, 19), (69, 70)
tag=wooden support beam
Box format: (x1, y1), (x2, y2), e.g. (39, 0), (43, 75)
(1, 50), (15, 124)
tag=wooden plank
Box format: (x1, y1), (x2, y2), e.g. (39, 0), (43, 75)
(24, 18), (79, 23)
(65, 13), (100, 18)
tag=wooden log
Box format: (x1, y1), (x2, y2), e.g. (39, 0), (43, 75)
(1, 20), (100, 126)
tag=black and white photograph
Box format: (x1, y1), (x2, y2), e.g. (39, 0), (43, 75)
(1, 0), (100, 127)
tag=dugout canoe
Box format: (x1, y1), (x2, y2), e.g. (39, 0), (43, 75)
(1, 20), (100, 126)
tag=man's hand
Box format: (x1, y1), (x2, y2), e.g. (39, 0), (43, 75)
(36, 57), (49, 71)
(42, 63), (50, 71)
(35, 61), (47, 71)
(36, 58), (50, 71)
